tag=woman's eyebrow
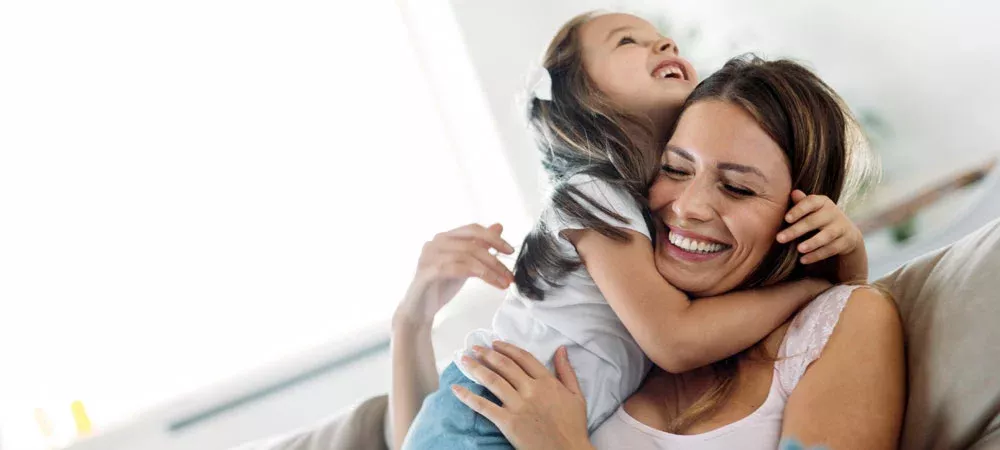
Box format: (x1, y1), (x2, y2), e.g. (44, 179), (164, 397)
(665, 145), (694, 161)
(718, 162), (768, 181)
(666, 145), (769, 181)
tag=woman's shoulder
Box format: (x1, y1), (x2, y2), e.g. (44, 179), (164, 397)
(772, 284), (902, 395)
(818, 285), (902, 355)
(807, 285), (900, 343)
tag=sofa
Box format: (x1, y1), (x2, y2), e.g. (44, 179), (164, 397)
(234, 217), (1000, 450)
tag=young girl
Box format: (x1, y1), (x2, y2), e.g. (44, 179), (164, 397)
(393, 12), (868, 450)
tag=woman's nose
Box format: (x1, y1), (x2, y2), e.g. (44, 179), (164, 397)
(653, 38), (678, 55)
(670, 183), (713, 223)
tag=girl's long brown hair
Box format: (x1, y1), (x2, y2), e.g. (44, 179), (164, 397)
(664, 54), (876, 433)
(514, 12), (662, 300)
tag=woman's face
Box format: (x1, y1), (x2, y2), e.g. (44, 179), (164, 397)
(577, 14), (697, 135)
(648, 100), (793, 297)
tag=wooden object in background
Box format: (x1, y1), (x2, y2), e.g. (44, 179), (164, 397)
(856, 158), (998, 234)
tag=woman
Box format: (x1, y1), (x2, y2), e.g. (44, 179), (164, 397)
(393, 56), (905, 449)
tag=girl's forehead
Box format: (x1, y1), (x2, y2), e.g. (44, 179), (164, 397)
(580, 13), (660, 42)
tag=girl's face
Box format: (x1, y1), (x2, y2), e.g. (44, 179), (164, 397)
(648, 100), (793, 297)
(578, 14), (698, 138)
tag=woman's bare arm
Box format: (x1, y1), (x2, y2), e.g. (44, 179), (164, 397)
(389, 224), (515, 449)
(389, 314), (439, 450)
(780, 287), (906, 449)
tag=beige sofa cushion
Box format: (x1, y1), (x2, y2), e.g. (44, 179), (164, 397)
(231, 394), (389, 450)
(875, 218), (1000, 449)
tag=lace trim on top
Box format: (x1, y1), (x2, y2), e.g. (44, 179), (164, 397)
(776, 284), (863, 397)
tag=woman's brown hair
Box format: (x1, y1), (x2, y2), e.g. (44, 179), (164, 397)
(513, 12), (663, 300)
(665, 54), (876, 433)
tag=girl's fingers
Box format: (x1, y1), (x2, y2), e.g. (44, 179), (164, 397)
(473, 345), (531, 391)
(492, 340), (551, 380)
(790, 189), (808, 203)
(800, 237), (849, 264)
(777, 208), (835, 243)
(797, 226), (842, 253)
(460, 355), (519, 405)
(451, 384), (508, 427)
(784, 194), (829, 224)
(553, 346), (583, 396)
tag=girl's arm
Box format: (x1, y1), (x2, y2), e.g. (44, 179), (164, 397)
(389, 224), (515, 449)
(780, 288), (906, 448)
(570, 228), (830, 373)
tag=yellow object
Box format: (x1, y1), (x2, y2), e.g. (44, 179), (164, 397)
(33, 407), (55, 438)
(70, 400), (93, 436)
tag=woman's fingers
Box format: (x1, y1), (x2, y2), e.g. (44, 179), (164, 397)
(421, 240), (512, 288)
(443, 223), (515, 255)
(435, 239), (514, 282)
(473, 345), (531, 391)
(455, 255), (510, 289)
(492, 341), (551, 380)
(460, 355), (519, 405)
(460, 262), (509, 289)
(553, 346), (583, 396)
(800, 237), (850, 264)
(451, 384), (508, 427)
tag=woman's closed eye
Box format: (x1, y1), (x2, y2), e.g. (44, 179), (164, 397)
(723, 183), (756, 197)
(661, 164), (757, 196)
(661, 164), (689, 177)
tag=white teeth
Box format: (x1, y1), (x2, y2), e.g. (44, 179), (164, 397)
(667, 231), (727, 254)
(654, 64), (684, 80)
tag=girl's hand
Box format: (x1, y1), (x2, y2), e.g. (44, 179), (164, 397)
(452, 342), (593, 450)
(776, 190), (863, 265)
(393, 223), (515, 329)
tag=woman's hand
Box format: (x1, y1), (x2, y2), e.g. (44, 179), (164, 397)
(390, 223), (515, 450)
(393, 223), (515, 329)
(452, 342), (593, 450)
(776, 190), (868, 283)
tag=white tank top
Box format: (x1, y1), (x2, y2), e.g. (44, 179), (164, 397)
(589, 284), (861, 449)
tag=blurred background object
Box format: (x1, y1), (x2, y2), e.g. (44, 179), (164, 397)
(1, 0), (997, 449)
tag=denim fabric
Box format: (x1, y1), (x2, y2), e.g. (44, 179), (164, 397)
(402, 363), (513, 450)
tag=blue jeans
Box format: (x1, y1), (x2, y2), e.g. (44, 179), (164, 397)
(402, 363), (513, 449)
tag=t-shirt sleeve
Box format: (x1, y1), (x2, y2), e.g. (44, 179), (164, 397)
(542, 174), (652, 243)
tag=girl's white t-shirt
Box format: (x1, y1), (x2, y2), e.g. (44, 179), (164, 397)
(454, 174), (653, 432)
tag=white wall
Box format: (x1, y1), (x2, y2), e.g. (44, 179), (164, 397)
(63, 281), (504, 450)
(448, 0), (1000, 220)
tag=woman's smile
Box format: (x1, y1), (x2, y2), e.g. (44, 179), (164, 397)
(661, 225), (733, 262)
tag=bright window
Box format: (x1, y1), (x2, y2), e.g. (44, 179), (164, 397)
(0, 1), (487, 448)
